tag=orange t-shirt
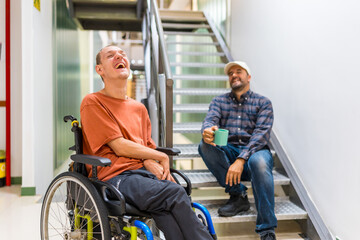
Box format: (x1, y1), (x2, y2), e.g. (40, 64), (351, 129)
(80, 92), (156, 181)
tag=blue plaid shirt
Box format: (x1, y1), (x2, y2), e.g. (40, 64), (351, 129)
(201, 90), (274, 160)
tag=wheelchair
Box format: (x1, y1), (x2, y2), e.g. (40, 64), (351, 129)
(40, 115), (217, 240)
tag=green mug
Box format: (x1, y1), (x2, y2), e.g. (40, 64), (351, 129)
(214, 129), (229, 146)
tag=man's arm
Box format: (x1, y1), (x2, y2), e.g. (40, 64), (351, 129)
(201, 98), (222, 145)
(108, 137), (173, 181)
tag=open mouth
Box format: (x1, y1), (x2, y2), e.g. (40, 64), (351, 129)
(115, 63), (126, 69)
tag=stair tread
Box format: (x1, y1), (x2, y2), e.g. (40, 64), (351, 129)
(168, 51), (225, 57)
(164, 31), (215, 36)
(166, 41), (219, 46)
(176, 168), (290, 188)
(162, 23), (210, 29)
(194, 199), (307, 223)
(159, 10), (205, 19)
(174, 122), (202, 133)
(173, 144), (202, 158)
(174, 144), (276, 161)
(173, 74), (228, 81)
(170, 62), (226, 68)
(161, 16), (207, 22)
(173, 104), (209, 113)
(174, 88), (229, 96)
(73, 0), (137, 5)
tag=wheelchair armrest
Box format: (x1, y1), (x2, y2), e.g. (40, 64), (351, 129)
(156, 147), (181, 156)
(170, 168), (192, 196)
(70, 154), (112, 167)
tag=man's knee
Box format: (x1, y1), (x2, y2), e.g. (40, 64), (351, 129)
(198, 140), (209, 154)
(164, 182), (191, 207)
(248, 150), (273, 174)
(198, 140), (218, 159)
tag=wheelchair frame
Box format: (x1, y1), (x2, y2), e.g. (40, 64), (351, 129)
(40, 115), (216, 240)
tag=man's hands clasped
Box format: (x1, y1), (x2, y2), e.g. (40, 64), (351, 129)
(144, 153), (175, 183)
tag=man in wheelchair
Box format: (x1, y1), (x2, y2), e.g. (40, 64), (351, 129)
(76, 45), (212, 239)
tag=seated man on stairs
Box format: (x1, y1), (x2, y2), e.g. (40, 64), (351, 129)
(198, 61), (277, 240)
(80, 45), (212, 240)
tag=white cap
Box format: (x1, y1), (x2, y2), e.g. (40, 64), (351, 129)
(224, 61), (251, 75)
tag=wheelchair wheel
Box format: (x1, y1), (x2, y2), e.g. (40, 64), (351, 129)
(40, 172), (111, 240)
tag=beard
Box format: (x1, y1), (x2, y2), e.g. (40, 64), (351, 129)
(231, 84), (244, 91)
(231, 81), (245, 91)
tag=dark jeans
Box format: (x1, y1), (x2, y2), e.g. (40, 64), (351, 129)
(198, 140), (277, 235)
(107, 169), (212, 240)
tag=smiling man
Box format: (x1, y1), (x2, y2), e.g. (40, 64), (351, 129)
(80, 45), (212, 240)
(198, 61), (277, 240)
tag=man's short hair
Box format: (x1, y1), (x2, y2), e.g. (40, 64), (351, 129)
(96, 44), (119, 65)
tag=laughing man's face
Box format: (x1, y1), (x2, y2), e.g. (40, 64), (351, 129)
(97, 46), (130, 80)
(227, 65), (251, 91)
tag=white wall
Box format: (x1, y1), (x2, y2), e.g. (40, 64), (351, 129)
(230, 0), (360, 239)
(32, 0), (53, 194)
(11, 0), (23, 179)
(19, 0), (53, 194)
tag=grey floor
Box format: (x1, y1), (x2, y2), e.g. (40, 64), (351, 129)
(0, 185), (304, 240)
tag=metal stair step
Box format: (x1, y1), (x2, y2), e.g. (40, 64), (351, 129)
(167, 51), (225, 57)
(177, 169), (289, 188)
(159, 10), (205, 22)
(71, 0), (138, 20)
(166, 41), (219, 46)
(72, 0), (137, 6)
(160, 16), (207, 22)
(195, 199), (307, 223)
(173, 74), (228, 81)
(164, 31), (215, 37)
(173, 144), (201, 158)
(162, 23), (210, 29)
(68, 0), (144, 31)
(174, 144), (276, 160)
(174, 88), (229, 96)
(170, 62), (226, 68)
(173, 104), (209, 113)
(173, 122), (202, 133)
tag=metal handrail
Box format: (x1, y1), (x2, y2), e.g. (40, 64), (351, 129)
(146, 0), (173, 153)
(203, 11), (233, 63)
(150, 0), (172, 79)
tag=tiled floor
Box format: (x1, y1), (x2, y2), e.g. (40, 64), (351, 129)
(0, 185), (42, 239)
(0, 185), (304, 240)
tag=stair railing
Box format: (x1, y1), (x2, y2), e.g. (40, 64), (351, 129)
(203, 12), (233, 63)
(144, 0), (173, 155)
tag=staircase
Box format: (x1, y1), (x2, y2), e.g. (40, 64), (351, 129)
(65, 1), (324, 239)
(158, 9), (312, 239)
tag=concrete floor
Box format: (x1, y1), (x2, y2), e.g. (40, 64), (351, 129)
(0, 185), (304, 240)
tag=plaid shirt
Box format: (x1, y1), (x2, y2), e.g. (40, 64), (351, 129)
(201, 90), (274, 160)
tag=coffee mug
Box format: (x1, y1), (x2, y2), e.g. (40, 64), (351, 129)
(214, 129), (229, 146)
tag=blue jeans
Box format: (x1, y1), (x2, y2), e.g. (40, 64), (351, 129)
(198, 140), (277, 234)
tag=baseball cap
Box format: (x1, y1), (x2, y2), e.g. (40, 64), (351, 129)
(224, 61), (251, 75)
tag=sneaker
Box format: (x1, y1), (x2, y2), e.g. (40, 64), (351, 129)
(218, 194), (250, 217)
(260, 232), (276, 240)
